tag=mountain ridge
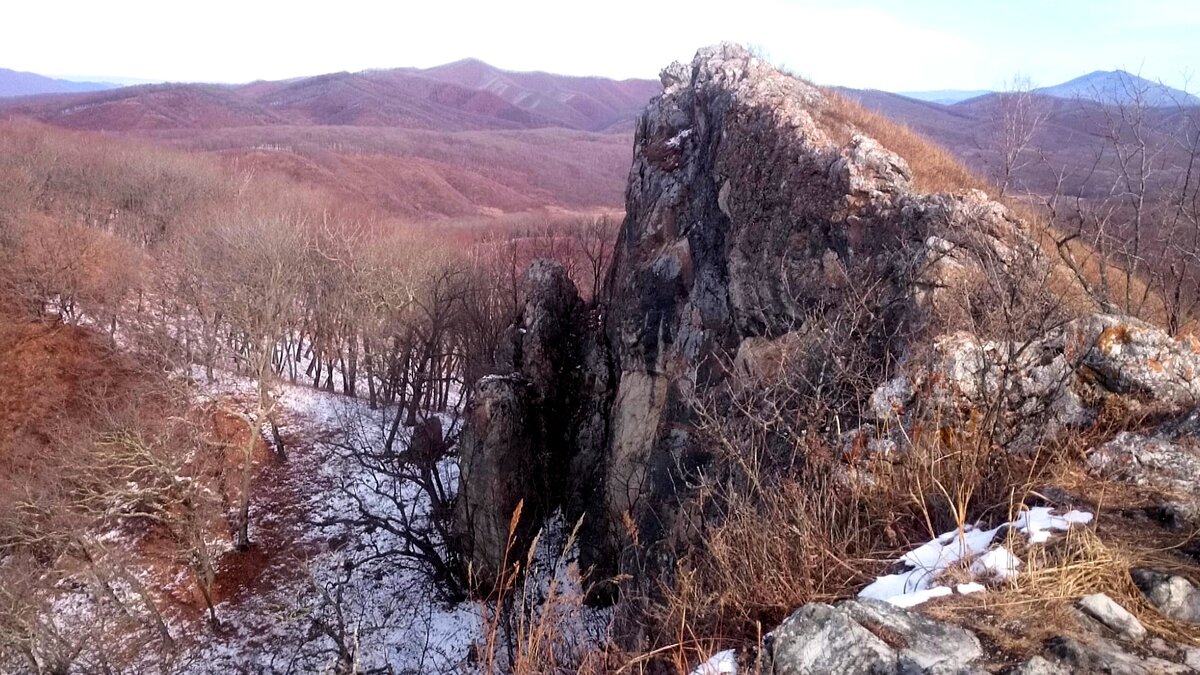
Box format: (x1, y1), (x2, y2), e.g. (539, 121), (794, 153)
(0, 68), (119, 98)
(0, 60), (660, 132)
(1033, 69), (1200, 107)
(893, 69), (1198, 108)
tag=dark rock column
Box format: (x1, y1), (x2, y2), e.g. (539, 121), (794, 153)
(454, 259), (586, 589)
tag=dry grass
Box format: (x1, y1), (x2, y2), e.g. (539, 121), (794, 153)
(820, 89), (992, 196)
(818, 87), (1171, 324)
(660, 465), (890, 642)
(927, 524), (1200, 662)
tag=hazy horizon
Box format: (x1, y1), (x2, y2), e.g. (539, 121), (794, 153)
(5, 0), (1196, 93)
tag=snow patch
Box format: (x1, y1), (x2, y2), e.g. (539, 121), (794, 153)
(666, 128), (694, 148)
(858, 506), (1093, 607)
(691, 649), (738, 675)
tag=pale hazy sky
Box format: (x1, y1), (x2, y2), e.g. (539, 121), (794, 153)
(3, 0), (1197, 92)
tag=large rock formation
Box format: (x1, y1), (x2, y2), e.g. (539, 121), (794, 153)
(457, 44), (1096, 584)
(582, 44), (1060, 569)
(453, 41), (1200, 671)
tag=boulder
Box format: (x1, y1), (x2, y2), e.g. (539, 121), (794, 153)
(839, 599), (983, 671)
(1131, 569), (1200, 624)
(762, 599), (983, 675)
(763, 602), (898, 674)
(1075, 593), (1147, 642)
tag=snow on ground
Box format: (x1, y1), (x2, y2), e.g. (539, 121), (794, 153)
(859, 507), (1094, 607)
(174, 372), (607, 673)
(690, 649), (738, 675)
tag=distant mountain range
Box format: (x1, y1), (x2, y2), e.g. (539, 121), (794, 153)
(0, 68), (119, 98)
(0, 59), (659, 132)
(1033, 70), (1200, 107)
(0, 59), (661, 220)
(897, 89), (992, 105)
(897, 70), (1198, 107)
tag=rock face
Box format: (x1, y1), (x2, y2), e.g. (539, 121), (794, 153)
(456, 260), (584, 584)
(584, 43), (1058, 567)
(869, 314), (1200, 450)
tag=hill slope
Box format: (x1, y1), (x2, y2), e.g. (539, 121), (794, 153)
(0, 68), (118, 98)
(1, 62), (659, 133)
(0, 60), (659, 220)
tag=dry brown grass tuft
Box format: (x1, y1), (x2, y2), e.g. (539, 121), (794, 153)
(819, 89), (993, 196)
(660, 462), (890, 641)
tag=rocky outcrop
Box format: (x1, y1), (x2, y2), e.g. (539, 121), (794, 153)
(456, 374), (538, 583)
(456, 260), (585, 583)
(1132, 569), (1200, 624)
(455, 44), (1118, 587)
(865, 314), (1200, 453)
(1087, 406), (1200, 530)
(579, 43), (1067, 571)
(449, 41), (1200, 675)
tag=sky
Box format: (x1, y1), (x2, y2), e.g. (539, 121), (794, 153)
(3, 0), (1197, 92)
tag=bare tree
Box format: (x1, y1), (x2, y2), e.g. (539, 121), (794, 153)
(989, 75), (1049, 198)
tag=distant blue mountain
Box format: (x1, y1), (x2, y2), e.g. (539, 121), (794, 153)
(1033, 70), (1199, 107)
(892, 71), (1198, 109)
(0, 68), (119, 98)
(897, 89), (992, 105)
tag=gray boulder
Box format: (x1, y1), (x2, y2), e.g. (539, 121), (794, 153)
(1046, 635), (1193, 674)
(1076, 593), (1147, 642)
(762, 599), (982, 674)
(1132, 569), (1200, 624)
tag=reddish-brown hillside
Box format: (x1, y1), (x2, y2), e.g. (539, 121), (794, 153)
(837, 87), (1199, 200)
(147, 124), (633, 219)
(0, 59), (659, 219)
(1, 60), (659, 134)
